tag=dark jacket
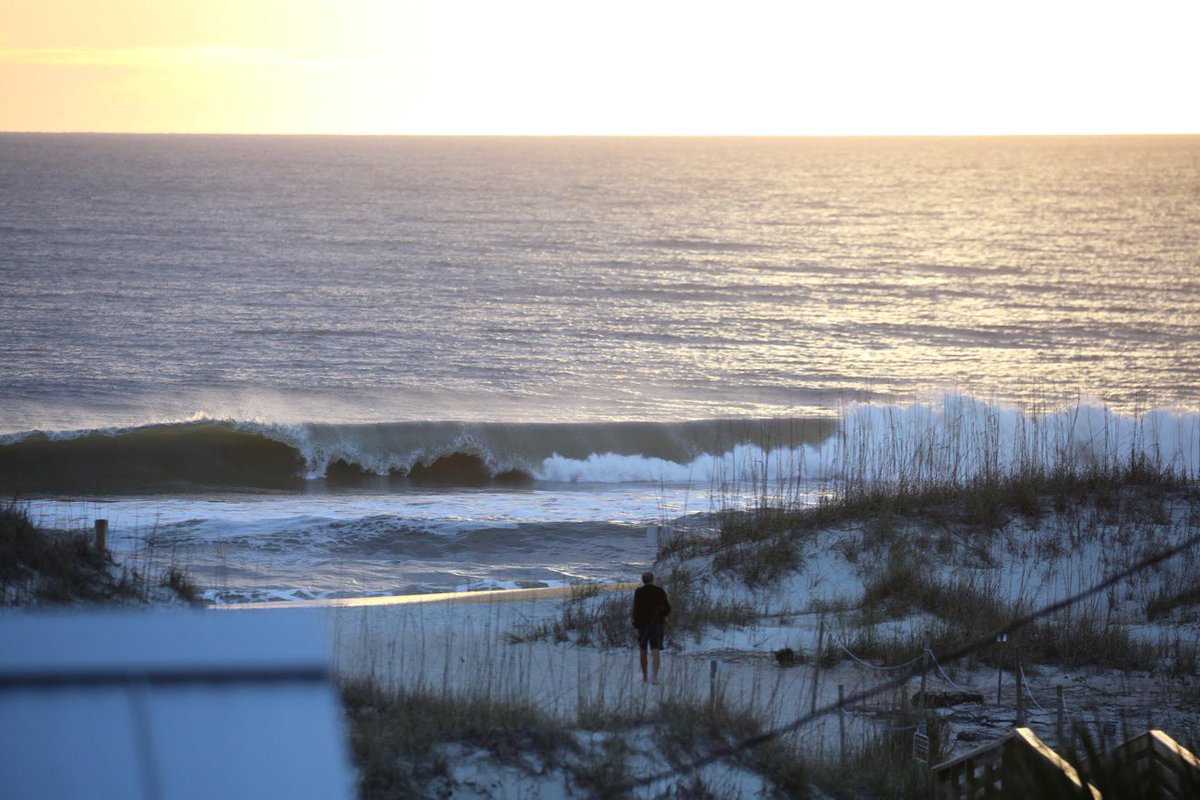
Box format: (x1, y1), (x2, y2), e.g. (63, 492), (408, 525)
(632, 583), (671, 628)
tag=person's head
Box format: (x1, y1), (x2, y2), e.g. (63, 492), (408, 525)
(642, 571), (654, 585)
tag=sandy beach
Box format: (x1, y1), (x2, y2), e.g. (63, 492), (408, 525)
(291, 482), (1200, 797)
(4, 128), (1199, 798)
(320, 578), (1199, 744)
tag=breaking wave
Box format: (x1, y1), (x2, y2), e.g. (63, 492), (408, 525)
(0, 417), (833, 493)
(3, 395), (1198, 494)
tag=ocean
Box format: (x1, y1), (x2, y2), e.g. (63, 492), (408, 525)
(2, 134), (1198, 602)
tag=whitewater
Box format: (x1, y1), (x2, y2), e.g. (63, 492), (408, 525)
(2, 135), (1199, 602)
(11, 396), (1200, 602)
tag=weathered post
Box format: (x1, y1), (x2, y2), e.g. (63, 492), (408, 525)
(94, 519), (108, 554)
(995, 632), (1008, 705)
(918, 639), (930, 757)
(838, 683), (846, 767)
(1056, 685), (1065, 746)
(919, 638), (929, 716)
(810, 614), (826, 715)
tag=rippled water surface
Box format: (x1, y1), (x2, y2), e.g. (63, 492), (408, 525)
(3, 135), (1198, 432)
(4, 135), (1198, 600)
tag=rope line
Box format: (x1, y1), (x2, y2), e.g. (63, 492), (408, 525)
(927, 650), (975, 694)
(604, 528), (1200, 797)
(829, 630), (924, 672)
(1019, 663), (1046, 712)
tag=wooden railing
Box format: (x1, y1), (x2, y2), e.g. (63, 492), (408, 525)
(1106, 729), (1200, 800)
(933, 732), (1006, 799)
(933, 727), (1099, 800)
(934, 727), (1200, 800)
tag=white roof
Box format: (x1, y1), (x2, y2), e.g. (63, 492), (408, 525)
(0, 609), (354, 800)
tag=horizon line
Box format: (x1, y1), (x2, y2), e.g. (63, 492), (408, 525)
(3, 130), (1199, 139)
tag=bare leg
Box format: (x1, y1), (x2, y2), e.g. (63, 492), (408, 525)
(640, 648), (649, 682)
(651, 649), (661, 684)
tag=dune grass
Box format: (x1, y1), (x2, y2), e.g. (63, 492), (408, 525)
(506, 572), (758, 649)
(341, 677), (571, 798)
(0, 501), (136, 603)
(340, 673), (810, 799)
(652, 399), (1200, 673)
(0, 502), (201, 605)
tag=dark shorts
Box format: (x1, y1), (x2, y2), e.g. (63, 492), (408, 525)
(637, 623), (664, 651)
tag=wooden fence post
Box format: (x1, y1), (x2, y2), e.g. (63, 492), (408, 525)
(920, 638), (929, 718)
(1056, 685), (1065, 746)
(995, 632), (1008, 705)
(94, 519), (108, 554)
(838, 684), (846, 767)
(810, 614), (825, 715)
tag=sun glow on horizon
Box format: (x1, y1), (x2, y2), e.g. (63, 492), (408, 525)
(1, 0), (1197, 136)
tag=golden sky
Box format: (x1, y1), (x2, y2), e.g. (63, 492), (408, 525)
(1, 0), (1196, 135)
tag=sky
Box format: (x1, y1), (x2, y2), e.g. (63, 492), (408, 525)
(1, 0), (1197, 135)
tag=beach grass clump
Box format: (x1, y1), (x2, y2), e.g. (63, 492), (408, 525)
(711, 528), (803, 589)
(840, 604), (1165, 675)
(573, 693), (810, 798)
(505, 586), (633, 648)
(809, 700), (949, 800)
(1145, 582), (1200, 622)
(0, 501), (138, 603)
(342, 676), (810, 799)
(1023, 609), (1160, 672)
(653, 530), (706, 563)
(664, 565), (758, 640)
(653, 696), (810, 798)
(831, 458), (1187, 534)
(162, 563), (202, 604)
(860, 556), (1008, 633)
(715, 394), (1195, 539)
(0, 502), (203, 606)
(341, 677), (572, 798)
(843, 532), (1172, 672)
(691, 449), (1190, 599)
(653, 510), (811, 593)
(561, 591), (631, 648)
(696, 420), (1198, 670)
(502, 581), (625, 645)
(846, 589), (1164, 674)
(570, 731), (635, 795)
(508, 573), (757, 649)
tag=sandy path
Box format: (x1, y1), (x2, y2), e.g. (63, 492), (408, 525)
(222, 585), (1199, 761)
(254, 587), (958, 753)
(313, 585), (855, 755)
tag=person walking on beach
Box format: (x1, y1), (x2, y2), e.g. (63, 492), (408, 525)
(632, 571), (671, 684)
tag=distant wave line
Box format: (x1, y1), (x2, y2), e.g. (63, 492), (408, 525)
(2, 395), (1197, 494)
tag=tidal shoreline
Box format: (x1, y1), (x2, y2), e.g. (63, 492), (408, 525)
(5, 464), (1199, 797)
(215, 582), (637, 610)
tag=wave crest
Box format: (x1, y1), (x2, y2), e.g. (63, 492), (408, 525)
(0, 417), (832, 493)
(3, 396), (1197, 494)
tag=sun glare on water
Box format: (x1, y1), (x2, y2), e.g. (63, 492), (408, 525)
(1, 0), (1197, 135)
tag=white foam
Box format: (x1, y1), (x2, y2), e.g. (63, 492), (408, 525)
(534, 395), (1200, 486)
(22, 485), (702, 540)
(812, 394), (1200, 483)
(15, 395), (1200, 603)
(535, 442), (810, 484)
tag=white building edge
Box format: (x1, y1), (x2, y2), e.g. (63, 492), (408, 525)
(0, 609), (354, 800)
